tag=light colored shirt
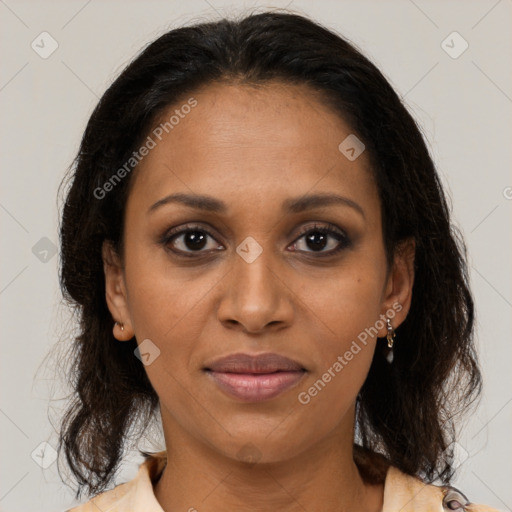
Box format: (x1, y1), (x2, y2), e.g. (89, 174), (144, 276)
(66, 450), (501, 512)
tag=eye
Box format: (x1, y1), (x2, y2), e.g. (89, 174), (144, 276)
(160, 224), (223, 257)
(290, 223), (351, 255)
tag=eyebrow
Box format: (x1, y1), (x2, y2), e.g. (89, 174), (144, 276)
(148, 192), (365, 218)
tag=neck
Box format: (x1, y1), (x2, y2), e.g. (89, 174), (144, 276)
(153, 411), (384, 512)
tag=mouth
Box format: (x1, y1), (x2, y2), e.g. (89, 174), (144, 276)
(203, 352), (307, 402)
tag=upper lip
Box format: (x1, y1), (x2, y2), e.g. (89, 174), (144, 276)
(204, 352), (306, 373)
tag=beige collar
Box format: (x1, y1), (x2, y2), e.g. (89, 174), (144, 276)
(69, 451), (499, 512)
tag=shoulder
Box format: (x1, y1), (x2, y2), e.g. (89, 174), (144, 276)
(384, 465), (503, 512)
(355, 446), (502, 512)
(66, 451), (167, 512)
(65, 478), (133, 512)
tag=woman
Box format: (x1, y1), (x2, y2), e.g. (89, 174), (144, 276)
(58, 10), (499, 512)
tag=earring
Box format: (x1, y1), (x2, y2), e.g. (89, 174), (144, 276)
(385, 318), (396, 364)
(114, 321), (131, 342)
(386, 318), (395, 348)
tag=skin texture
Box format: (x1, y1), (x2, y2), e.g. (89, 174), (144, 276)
(103, 81), (415, 512)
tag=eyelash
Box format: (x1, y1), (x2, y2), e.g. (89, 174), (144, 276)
(159, 222), (351, 259)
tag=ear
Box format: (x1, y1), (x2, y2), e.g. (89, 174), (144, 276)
(102, 240), (134, 341)
(378, 237), (415, 336)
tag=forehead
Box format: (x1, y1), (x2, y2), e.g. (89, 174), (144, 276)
(127, 81), (378, 218)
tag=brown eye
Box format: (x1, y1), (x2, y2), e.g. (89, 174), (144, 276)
(172, 230), (209, 251)
(161, 224), (223, 256)
(290, 223), (351, 255)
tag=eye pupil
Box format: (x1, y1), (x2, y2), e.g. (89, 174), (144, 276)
(185, 231), (207, 250)
(306, 231), (328, 251)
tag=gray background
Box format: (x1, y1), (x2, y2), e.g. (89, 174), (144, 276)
(0, 1), (511, 511)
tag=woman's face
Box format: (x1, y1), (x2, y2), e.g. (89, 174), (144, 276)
(104, 81), (413, 464)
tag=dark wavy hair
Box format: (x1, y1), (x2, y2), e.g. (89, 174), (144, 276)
(57, 9), (482, 498)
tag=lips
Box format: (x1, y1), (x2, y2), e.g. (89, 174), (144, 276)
(204, 352), (306, 402)
(205, 352), (305, 373)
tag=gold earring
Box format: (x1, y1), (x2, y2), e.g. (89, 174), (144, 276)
(115, 321), (124, 332)
(386, 318), (395, 348)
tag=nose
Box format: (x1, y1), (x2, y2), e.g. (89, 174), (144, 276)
(216, 239), (294, 335)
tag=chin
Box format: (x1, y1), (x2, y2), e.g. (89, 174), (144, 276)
(202, 419), (320, 466)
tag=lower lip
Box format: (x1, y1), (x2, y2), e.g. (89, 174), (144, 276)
(206, 370), (306, 402)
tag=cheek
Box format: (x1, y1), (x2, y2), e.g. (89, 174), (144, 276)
(293, 261), (385, 406)
(122, 248), (217, 394)
(293, 286), (381, 441)
(301, 262), (385, 353)
(123, 239), (214, 336)
(123, 267), (211, 419)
